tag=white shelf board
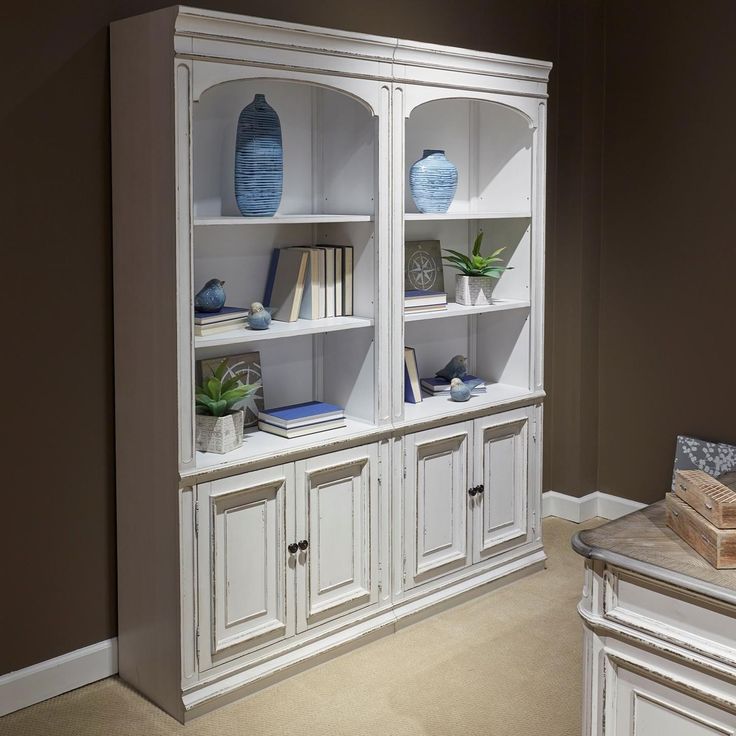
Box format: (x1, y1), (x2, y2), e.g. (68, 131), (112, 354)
(194, 214), (374, 226)
(404, 298), (530, 323)
(402, 382), (534, 425)
(194, 417), (379, 473)
(194, 315), (374, 349)
(404, 211), (531, 221)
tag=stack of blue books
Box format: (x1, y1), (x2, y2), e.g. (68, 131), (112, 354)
(258, 401), (346, 439)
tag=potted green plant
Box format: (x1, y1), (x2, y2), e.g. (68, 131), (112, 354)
(195, 359), (260, 454)
(443, 231), (511, 306)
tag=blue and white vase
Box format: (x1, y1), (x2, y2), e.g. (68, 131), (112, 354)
(409, 149), (458, 214)
(234, 94), (283, 217)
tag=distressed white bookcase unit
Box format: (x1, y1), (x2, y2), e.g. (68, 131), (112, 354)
(111, 6), (550, 721)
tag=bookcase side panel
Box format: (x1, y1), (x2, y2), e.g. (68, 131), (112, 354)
(111, 8), (184, 720)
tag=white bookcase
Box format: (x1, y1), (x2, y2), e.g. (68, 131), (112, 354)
(111, 6), (550, 721)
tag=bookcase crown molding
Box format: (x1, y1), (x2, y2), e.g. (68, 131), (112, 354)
(166, 5), (550, 96)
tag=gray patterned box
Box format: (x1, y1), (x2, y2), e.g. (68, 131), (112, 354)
(672, 435), (736, 490)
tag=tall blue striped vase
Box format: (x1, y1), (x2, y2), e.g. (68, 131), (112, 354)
(409, 149), (458, 214)
(234, 94), (283, 217)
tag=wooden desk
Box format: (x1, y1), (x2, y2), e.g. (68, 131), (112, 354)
(573, 501), (736, 735)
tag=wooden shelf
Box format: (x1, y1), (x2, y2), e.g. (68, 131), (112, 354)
(404, 211), (531, 221)
(191, 416), (381, 477)
(194, 214), (374, 226)
(401, 382), (535, 426)
(194, 315), (374, 349)
(404, 299), (530, 323)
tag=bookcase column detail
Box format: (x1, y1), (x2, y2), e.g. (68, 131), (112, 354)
(375, 83), (394, 425)
(390, 84), (407, 422)
(176, 60), (195, 469)
(531, 102), (547, 393)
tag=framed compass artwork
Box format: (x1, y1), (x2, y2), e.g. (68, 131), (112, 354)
(197, 351), (264, 427)
(405, 240), (445, 293)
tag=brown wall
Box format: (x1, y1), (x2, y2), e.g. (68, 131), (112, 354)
(6, 0), (730, 676)
(597, 0), (736, 503)
(544, 0), (604, 496)
(1, 0), (571, 676)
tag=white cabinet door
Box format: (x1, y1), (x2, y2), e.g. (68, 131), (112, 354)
(472, 409), (529, 562)
(295, 444), (379, 631)
(404, 423), (472, 589)
(197, 465), (295, 669)
(610, 664), (736, 735)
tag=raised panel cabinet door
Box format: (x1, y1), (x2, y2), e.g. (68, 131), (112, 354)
(472, 409), (529, 562)
(609, 662), (736, 735)
(404, 423), (472, 589)
(295, 444), (379, 631)
(196, 465), (296, 670)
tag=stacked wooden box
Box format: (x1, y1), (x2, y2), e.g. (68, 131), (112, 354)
(666, 470), (736, 569)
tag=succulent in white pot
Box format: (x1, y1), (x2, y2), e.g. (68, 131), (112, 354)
(443, 231), (511, 306)
(195, 359), (260, 454)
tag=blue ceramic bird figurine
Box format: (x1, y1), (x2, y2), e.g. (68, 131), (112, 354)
(195, 279), (226, 313)
(247, 302), (272, 330)
(436, 355), (468, 381)
(449, 377), (472, 402)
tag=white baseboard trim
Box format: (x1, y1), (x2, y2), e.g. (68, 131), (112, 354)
(542, 491), (646, 523)
(0, 638), (118, 717)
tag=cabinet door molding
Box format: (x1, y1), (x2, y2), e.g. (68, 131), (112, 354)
(404, 424), (472, 589)
(296, 445), (379, 630)
(608, 653), (736, 735)
(473, 411), (529, 562)
(197, 465), (295, 669)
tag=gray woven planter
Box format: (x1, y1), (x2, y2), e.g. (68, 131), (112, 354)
(196, 411), (245, 454)
(455, 274), (494, 306)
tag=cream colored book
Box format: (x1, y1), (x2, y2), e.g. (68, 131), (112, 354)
(270, 248), (309, 322)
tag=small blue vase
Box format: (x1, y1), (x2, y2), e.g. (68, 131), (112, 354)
(409, 149), (458, 214)
(235, 94), (283, 217)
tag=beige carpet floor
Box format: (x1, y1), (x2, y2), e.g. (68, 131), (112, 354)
(0, 517), (601, 736)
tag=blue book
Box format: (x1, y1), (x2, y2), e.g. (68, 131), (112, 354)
(404, 347), (422, 404)
(405, 289), (445, 298)
(404, 289), (447, 308)
(263, 248), (281, 306)
(420, 375), (486, 393)
(194, 306), (249, 324)
(259, 401), (344, 428)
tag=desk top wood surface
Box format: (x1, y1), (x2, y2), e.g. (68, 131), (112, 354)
(573, 500), (736, 606)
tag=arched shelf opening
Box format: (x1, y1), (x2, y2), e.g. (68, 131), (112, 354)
(193, 78), (376, 218)
(405, 97), (533, 217)
(190, 78), (378, 433)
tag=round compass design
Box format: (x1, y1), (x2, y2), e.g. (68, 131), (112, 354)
(407, 249), (438, 290)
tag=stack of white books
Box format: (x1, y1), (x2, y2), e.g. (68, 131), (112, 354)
(194, 306), (250, 336)
(264, 245), (354, 322)
(404, 290), (447, 314)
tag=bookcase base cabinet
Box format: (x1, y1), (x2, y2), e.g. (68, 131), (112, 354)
(176, 406), (543, 721)
(403, 408), (532, 590)
(194, 445), (380, 672)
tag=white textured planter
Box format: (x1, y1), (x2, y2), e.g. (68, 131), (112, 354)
(196, 411), (244, 454)
(455, 274), (494, 306)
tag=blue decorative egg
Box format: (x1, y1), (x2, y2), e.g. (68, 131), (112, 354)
(247, 302), (272, 330)
(409, 149), (458, 214)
